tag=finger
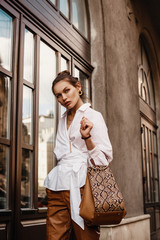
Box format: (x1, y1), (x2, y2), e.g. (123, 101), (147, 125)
(80, 122), (86, 130)
(83, 120), (93, 128)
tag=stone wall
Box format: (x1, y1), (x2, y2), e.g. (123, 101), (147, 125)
(89, 0), (143, 218)
(100, 215), (150, 240)
(88, 0), (160, 238)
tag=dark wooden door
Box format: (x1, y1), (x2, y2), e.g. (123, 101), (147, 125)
(141, 117), (160, 239)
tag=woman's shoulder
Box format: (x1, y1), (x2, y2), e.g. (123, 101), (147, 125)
(85, 106), (103, 120)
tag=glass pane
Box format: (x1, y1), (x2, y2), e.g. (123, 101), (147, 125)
(154, 156), (158, 179)
(142, 85), (147, 102)
(49, 0), (56, 4)
(153, 132), (157, 154)
(60, 56), (68, 116)
(61, 56), (68, 71)
(0, 144), (9, 209)
(148, 72), (155, 110)
(0, 73), (11, 139)
(72, 0), (88, 38)
(139, 42), (155, 110)
(138, 69), (143, 97)
(0, 9), (13, 71)
(21, 149), (32, 208)
(38, 41), (57, 207)
(75, 67), (89, 102)
(155, 180), (159, 202)
(145, 128), (151, 202)
(59, 0), (69, 18)
(23, 29), (34, 83)
(22, 86), (33, 145)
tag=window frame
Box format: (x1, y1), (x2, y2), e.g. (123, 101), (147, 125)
(0, 2), (93, 239)
(16, 15), (93, 217)
(46, 0), (90, 41)
(139, 37), (160, 235)
(0, 2), (19, 212)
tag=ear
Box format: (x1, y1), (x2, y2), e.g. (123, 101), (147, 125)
(75, 81), (82, 91)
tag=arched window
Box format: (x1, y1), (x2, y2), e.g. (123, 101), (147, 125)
(138, 38), (160, 236)
(138, 39), (155, 110)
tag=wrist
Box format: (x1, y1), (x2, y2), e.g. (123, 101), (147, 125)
(81, 134), (91, 140)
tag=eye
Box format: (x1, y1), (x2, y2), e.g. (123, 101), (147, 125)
(56, 94), (61, 98)
(64, 88), (70, 93)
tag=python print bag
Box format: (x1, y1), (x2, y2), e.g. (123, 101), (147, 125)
(79, 165), (126, 225)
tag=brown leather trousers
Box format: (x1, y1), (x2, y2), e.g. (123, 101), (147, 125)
(46, 188), (100, 240)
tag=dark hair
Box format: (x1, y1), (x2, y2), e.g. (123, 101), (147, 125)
(52, 70), (83, 97)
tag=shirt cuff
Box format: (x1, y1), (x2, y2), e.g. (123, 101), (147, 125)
(88, 145), (109, 166)
(88, 145), (100, 159)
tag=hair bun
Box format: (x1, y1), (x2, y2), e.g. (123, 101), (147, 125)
(57, 70), (70, 76)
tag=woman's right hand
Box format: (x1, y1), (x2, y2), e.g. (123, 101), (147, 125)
(80, 117), (93, 138)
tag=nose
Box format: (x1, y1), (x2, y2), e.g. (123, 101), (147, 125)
(62, 93), (67, 101)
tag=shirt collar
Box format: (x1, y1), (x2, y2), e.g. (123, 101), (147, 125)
(62, 103), (91, 117)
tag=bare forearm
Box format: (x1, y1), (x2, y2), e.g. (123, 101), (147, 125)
(84, 137), (95, 150)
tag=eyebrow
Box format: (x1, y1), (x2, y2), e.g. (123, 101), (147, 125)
(55, 86), (69, 96)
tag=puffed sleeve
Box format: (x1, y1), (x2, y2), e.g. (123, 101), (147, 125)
(88, 112), (113, 166)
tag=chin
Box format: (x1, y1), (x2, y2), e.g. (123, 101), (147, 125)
(64, 104), (72, 109)
(67, 105), (73, 109)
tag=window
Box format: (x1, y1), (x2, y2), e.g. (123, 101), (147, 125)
(21, 28), (35, 208)
(0, 1), (92, 238)
(72, 0), (88, 38)
(138, 39), (155, 110)
(48, 0), (89, 39)
(18, 21), (91, 210)
(38, 41), (57, 207)
(0, 9), (13, 71)
(138, 38), (160, 235)
(74, 67), (90, 101)
(59, 0), (69, 19)
(0, 9), (13, 210)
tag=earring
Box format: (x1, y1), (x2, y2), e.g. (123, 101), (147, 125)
(79, 90), (83, 96)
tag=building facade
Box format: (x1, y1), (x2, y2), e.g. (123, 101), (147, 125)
(0, 0), (160, 239)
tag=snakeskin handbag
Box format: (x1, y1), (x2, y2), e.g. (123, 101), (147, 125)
(79, 165), (127, 225)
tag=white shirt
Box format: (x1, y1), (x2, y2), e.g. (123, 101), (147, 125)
(44, 103), (113, 229)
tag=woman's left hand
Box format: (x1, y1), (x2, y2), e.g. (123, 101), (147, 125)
(80, 117), (93, 138)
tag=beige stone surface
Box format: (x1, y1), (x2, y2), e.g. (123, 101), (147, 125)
(100, 215), (150, 240)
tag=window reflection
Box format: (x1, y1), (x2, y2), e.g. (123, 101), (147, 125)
(75, 67), (89, 102)
(60, 57), (68, 116)
(22, 86), (33, 145)
(21, 149), (32, 208)
(49, 0), (56, 5)
(0, 144), (9, 209)
(138, 41), (155, 110)
(23, 29), (34, 83)
(72, 0), (88, 38)
(0, 9), (13, 71)
(61, 56), (68, 71)
(0, 73), (11, 139)
(59, 0), (69, 18)
(38, 41), (57, 207)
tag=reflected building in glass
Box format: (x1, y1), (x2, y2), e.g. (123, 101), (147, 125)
(38, 114), (56, 203)
(0, 60), (10, 209)
(0, 9), (12, 210)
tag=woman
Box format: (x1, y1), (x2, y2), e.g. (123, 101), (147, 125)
(44, 70), (113, 240)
